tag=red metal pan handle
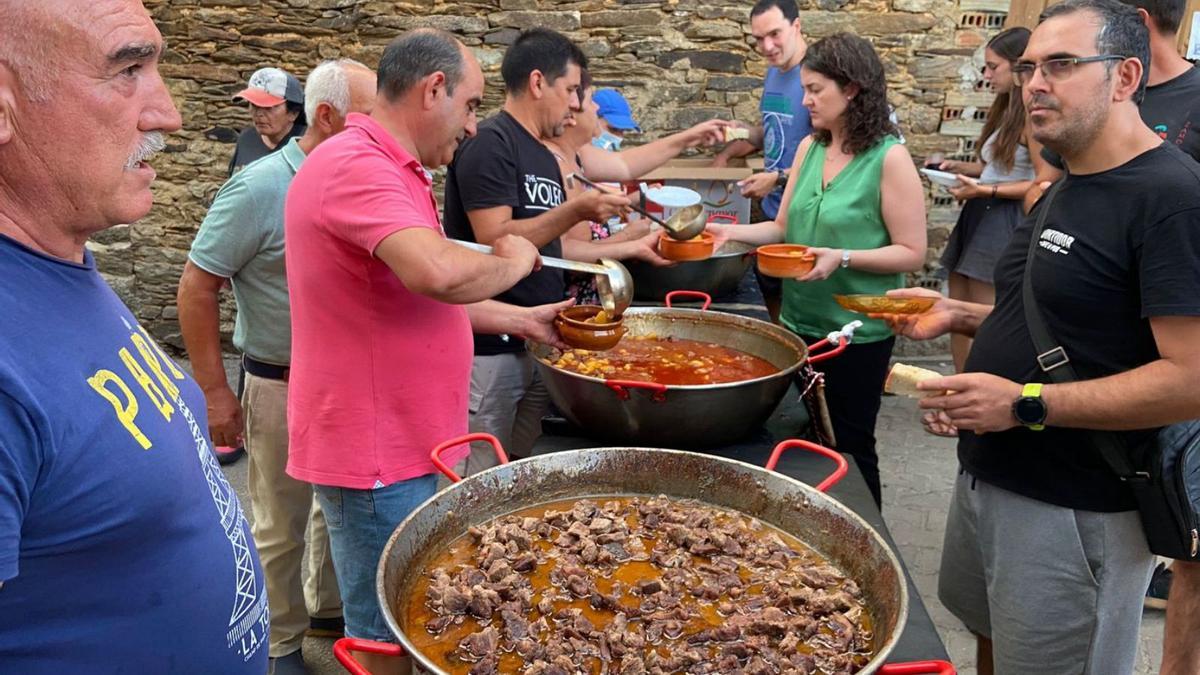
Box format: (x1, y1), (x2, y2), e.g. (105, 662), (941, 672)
(806, 320), (862, 364)
(334, 638), (406, 675)
(665, 290), (713, 310)
(878, 660), (957, 675)
(605, 379), (668, 402)
(806, 336), (848, 364)
(430, 433), (508, 484)
(765, 439), (849, 493)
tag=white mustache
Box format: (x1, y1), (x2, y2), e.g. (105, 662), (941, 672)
(125, 132), (166, 169)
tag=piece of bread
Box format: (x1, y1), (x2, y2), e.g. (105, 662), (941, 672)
(884, 363), (943, 399)
(724, 127), (750, 142)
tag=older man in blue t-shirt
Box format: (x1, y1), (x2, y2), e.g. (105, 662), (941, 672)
(0, 2), (270, 672)
(712, 0), (812, 321)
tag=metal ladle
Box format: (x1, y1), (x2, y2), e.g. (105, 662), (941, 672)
(568, 173), (708, 241)
(450, 240), (634, 318)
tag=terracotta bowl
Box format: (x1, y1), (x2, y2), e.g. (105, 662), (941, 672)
(554, 305), (626, 351)
(756, 244), (816, 278)
(657, 231), (715, 262)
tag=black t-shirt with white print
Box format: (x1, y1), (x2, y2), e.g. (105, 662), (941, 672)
(443, 111), (567, 356)
(962, 144), (1200, 512)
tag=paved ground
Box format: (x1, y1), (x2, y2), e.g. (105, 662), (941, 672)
(212, 356), (1166, 674)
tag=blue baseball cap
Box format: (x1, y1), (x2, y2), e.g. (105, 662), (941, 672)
(593, 89), (641, 133)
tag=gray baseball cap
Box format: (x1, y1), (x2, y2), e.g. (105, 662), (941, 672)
(233, 67), (303, 107)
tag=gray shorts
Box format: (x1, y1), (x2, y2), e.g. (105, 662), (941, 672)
(462, 352), (550, 476)
(938, 469), (1155, 675)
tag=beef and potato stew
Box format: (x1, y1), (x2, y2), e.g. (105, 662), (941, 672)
(542, 336), (778, 386)
(405, 496), (874, 675)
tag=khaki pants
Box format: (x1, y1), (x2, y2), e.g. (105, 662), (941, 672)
(463, 353), (550, 476)
(243, 372), (342, 657)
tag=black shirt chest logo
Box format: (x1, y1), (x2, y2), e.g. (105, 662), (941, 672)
(523, 175), (564, 212)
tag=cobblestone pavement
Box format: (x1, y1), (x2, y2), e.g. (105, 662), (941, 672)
(212, 356), (1166, 674)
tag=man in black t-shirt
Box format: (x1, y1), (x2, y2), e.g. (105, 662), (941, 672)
(442, 29), (633, 474)
(884, 1), (1200, 672)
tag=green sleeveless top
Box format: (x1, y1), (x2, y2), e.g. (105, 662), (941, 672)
(781, 135), (903, 343)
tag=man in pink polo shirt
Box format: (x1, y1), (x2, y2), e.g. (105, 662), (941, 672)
(284, 30), (567, 672)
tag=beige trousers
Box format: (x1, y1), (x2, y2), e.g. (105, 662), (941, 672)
(243, 372), (342, 657)
(463, 352), (550, 476)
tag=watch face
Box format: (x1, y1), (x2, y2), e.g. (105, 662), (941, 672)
(1015, 396), (1047, 425)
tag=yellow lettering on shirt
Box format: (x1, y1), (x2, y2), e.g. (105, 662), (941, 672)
(119, 347), (174, 422)
(138, 325), (186, 380)
(86, 370), (151, 450)
(131, 332), (181, 401)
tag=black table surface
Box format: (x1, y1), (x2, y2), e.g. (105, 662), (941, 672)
(532, 396), (951, 665)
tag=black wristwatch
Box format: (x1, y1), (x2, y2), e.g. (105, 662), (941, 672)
(1012, 383), (1048, 431)
(775, 170), (789, 188)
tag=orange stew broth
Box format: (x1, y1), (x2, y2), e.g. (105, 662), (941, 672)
(402, 497), (873, 675)
(545, 336), (778, 385)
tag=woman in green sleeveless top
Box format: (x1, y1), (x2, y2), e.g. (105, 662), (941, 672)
(711, 33), (927, 506)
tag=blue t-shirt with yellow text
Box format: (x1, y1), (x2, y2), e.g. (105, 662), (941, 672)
(0, 234), (269, 673)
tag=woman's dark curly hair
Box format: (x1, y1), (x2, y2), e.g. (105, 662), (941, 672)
(801, 33), (899, 155)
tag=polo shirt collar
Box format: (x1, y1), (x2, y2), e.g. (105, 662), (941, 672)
(346, 113), (431, 186)
(280, 137), (306, 173)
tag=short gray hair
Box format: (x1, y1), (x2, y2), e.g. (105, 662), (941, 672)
(0, 3), (54, 101)
(378, 29), (465, 102)
(304, 58), (370, 127)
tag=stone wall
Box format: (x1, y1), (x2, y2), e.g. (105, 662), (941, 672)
(106, 0), (1008, 351)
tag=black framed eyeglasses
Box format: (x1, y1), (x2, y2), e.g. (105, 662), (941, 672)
(1011, 55), (1128, 86)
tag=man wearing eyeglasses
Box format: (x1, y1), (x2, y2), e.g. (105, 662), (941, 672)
(881, 0), (1200, 672)
(1026, 0), (1200, 209)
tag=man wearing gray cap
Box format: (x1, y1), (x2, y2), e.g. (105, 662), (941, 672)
(230, 66), (307, 175)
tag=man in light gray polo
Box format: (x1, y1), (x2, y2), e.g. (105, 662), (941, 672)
(177, 59), (376, 675)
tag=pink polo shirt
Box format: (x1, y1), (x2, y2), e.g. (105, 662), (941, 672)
(284, 113), (472, 489)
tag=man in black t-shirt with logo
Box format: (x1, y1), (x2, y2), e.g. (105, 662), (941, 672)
(443, 29), (633, 474)
(884, 1), (1200, 672)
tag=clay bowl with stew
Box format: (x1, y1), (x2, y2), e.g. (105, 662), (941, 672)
(657, 231), (715, 262)
(756, 244), (816, 278)
(555, 305), (626, 351)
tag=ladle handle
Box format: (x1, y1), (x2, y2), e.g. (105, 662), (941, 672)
(569, 172), (671, 229)
(665, 290), (712, 310)
(449, 239), (609, 276)
(431, 433), (509, 483)
(765, 439), (848, 493)
(334, 638), (406, 675)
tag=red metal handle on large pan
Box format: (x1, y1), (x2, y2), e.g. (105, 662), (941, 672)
(665, 290), (712, 310)
(806, 336), (849, 364)
(605, 379), (668, 402)
(878, 660), (957, 674)
(765, 439), (849, 493)
(430, 433), (508, 484)
(334, 638), (406, 675)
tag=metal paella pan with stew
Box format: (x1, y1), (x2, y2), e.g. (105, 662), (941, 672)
(333, 437), (955, 675)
